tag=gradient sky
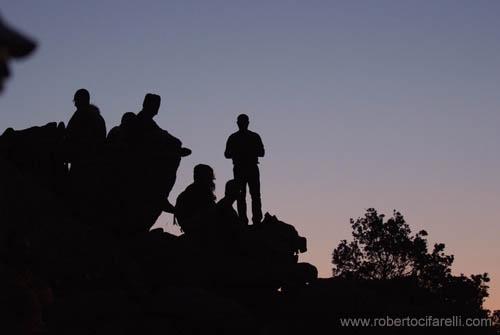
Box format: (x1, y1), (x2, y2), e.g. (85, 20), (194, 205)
(1, 1), (499, 310)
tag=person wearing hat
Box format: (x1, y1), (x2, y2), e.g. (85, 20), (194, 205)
(0, 13), (36, 93)
(134, 93), (191, 214)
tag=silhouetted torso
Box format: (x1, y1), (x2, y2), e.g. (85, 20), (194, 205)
(175, 182), (216, 234)
(135, 110), (182, 153)
(225, 125), (265, 225)
(106, 126), (123, 145)
(215, 197), (242, 228)
(65, 104), (106, 162)
(225, 130), (264, 166)
(107, 113), (137, 149)
(133, 110), (183, 199)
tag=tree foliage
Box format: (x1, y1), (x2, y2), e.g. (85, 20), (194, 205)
(332, 208), (490, 311)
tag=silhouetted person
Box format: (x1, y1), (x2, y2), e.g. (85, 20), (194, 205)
(65, 89), (106, 167)
(224, 114), (264, 225)
(175, 164), (216, 234)
(215, 179), (244, 228)
(135, 93), (164, 139)
(0, 14), (36, 93)
(107, 112), (136, 146)
(135, 93), (191, 213)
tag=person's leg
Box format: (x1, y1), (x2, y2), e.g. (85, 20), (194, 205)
(160, 156), (181, 213)
(164, 156), (181, 198)
(233, 165), (249, 224)
(248, 165), (262, 224)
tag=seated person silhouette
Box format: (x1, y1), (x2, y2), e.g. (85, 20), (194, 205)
(65, 88), (106, 168)
(134, 93), (191, 213)
(215, 179), (245, 229)
(135, 94), (191, 156)
(224, 114), (265, 225)
(175, 164), (216, 235)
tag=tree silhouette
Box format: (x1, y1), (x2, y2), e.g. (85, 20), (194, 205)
(332, 208), (490, 312)
(332, 208), (452, 280)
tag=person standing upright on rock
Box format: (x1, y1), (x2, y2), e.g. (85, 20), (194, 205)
(224, 114), (265, 225)
(65, 88), (106, 168)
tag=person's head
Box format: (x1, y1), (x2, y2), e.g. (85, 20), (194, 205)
(237, 114), (249, 131)
(121, 112), (136, 126)
(224, 179), (241, 202)
(193, 164), (215, 192)
(142, 93), (161, 118)
(73, 88), (90, 109)
(0, 15), (36, 93)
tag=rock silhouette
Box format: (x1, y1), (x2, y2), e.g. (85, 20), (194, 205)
(0, 110), (496, 335)
(0, 102), (317, 335)
(0, 14), (496, 334)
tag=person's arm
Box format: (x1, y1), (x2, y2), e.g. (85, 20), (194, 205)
(224, 134), (233, 159)
(106, 126), (117, 142)
(256, 133), (265, 157)
(63, 114), (78, 162)
(65, 114), (76, 141)
(98, 115), (107, 142)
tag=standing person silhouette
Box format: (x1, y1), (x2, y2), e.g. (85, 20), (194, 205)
(65, 88), (106, 168)
(224, 114), (265, 225)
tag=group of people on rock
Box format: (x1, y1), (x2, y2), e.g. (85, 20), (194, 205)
(62, 88), (265, 235)
(0, 14), (267, 236)
(0, 15), (322, 335)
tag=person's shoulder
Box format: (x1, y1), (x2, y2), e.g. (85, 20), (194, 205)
(162, 129), (181, 145)
(135, 111), (154, 125)
(107, 125), (118, 134)
(136, 110), (145, 120)
(70, 109), (83, 118)
(177, 183), (196, 201)
(225, 132), (237, 144)
(176, 186), (189, 202)
(88, 105), (104, 119)
(184, 183), (197, 193)
(228, 131), (239, 139)
(107, 125), (120, 136)
(248, 130), (262, 139)
(67, 110), (82, 128)
(89, 104), (100, 114)
(67, 110), (78, 122)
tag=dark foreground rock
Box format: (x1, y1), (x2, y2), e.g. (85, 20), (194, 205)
(0, 122), (495, 335)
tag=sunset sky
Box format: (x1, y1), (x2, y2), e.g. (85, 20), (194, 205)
(1, 1), (499, 310)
